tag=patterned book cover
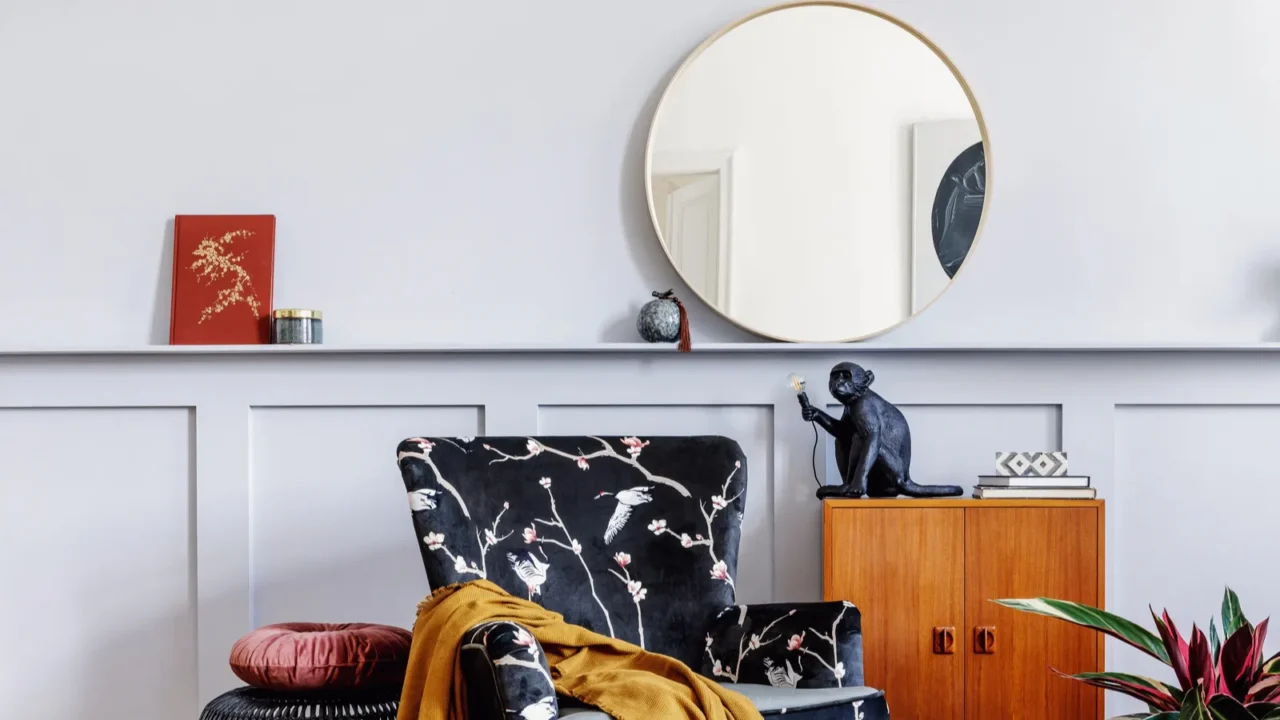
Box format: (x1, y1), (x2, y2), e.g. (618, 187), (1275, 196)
(994, 451), (1068, 477)
(169, 215), (276, 345)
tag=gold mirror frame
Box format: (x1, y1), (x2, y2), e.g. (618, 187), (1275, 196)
(644, 0), (993, 343)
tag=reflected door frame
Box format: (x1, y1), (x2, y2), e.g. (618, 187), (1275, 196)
(651, 149), (738, 312)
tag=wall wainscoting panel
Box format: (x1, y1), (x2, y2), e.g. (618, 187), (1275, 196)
(0, 407), (197, 720)
(250, 406), (483, 629)
(1110, 404), (1280, 717)
(8, 349), (1280, 715)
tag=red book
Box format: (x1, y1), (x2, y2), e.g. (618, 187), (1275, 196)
(170, 215), (276, 344)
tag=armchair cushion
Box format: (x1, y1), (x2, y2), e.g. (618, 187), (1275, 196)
(459, 621), (558, 720)
(229, 622), (412, 691)
(700, 602), (863, 689)
(559, 684), (889, 719)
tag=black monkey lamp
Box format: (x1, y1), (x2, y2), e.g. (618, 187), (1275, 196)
(799, 362), (963, 499)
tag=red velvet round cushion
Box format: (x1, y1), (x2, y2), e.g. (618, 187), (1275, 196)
(230, 623), (413, 691)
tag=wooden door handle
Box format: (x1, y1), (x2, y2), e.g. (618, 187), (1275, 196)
(932, 626), (955, 655)
(974, 626), (996, 654)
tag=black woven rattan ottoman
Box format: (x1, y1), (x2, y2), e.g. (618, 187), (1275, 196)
(199, 686), (400, 720)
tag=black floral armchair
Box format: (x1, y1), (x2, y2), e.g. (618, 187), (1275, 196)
(397, 436), (890, 719)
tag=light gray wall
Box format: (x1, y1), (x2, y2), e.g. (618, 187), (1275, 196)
(3, 0), (1280, 346)
(3, 2), (1276, 717)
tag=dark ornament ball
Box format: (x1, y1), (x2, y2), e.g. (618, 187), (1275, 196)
(637, 295), (682, 343)
(199, 686), (400, 720)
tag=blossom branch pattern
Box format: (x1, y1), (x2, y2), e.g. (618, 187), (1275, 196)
(189, 230), (262, 323)
(408, 438), (511, 579)
(803, 599), (855, 681)
(704, 609), (795, 683)
(607, 552), (647, 649)
(422, 531), (484, 578)
(399, 438), (471, 519)
(786, 601), (854, 687)
(485, 437), (692, 498)
(521, 476), (615, 638)
(463, 622), (557, 718)
(474, 502), (513, 578)
(648, 461), (743, 588)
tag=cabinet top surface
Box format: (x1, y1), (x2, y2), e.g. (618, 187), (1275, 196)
(823, 498), (1105, 509)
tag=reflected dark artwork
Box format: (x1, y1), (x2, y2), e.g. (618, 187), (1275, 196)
(930, 141), (986, 278)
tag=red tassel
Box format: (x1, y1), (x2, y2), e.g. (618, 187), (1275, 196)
(673, 295), (691, 353)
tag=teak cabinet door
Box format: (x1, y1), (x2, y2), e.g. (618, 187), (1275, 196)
(964, 507), (1101, 720)
(825, 508), (964, 720)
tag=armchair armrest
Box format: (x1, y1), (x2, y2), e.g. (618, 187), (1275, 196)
(700, 601), (863, 689)
(460, 621), (559, 719)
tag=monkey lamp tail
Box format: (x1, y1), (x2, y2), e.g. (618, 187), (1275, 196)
(900, 479), (965, 498)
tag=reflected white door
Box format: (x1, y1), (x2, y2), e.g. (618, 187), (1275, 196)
(664, 173), (722, 305)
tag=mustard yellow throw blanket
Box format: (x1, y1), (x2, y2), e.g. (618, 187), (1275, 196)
(397, 579), (761, 720)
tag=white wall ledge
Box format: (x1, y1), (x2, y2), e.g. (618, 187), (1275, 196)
(1, 341), (1280, 357)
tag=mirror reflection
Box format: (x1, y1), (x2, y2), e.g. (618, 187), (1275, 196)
(647, 3), (988, 342)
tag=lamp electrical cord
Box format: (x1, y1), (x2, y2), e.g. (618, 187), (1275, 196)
(808, 420), (821, 487)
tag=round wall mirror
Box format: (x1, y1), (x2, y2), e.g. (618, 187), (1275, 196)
(645, 2), (989, 342)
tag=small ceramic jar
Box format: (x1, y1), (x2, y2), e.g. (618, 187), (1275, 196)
(637, 291), (681, 343)
(271, 309), (323, 344)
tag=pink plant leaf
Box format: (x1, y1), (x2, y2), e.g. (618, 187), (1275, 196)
(1251, 619), (1271, 678)
(1154, 607), (1193, 691)
(1188, 625), (1220, 699)
(1222, 622), (1262, 700)
(1247, 674), (1280, 703)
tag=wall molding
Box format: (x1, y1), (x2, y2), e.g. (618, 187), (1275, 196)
(6, 349), (1280, 715)
(6, 341), (1280, 357)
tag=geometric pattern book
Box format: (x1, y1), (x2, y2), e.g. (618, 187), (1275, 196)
(995, 451), (1068, 477)
(397, 436), (887, 720)
(170, 214), (275, 345)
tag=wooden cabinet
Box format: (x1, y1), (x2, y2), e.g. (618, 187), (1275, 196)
(823, 499), (1105, 720)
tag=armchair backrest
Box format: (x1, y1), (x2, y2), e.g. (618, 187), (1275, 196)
(396, 435), (747, 667)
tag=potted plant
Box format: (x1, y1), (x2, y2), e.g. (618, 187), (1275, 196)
(996, 589), (1280, 719)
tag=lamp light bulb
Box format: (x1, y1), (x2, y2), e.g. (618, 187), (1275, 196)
(787, 373), (806, 393)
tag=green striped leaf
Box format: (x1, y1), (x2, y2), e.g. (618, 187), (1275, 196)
(1063, 671), (1180, 710)
(994, 598), (1169, 663)
(1263, 652), (1280, 675)
(1208, 695), (1254, 720)
(1181, 689), (1211, 720)
(1223, 587), (1249, 637)
(1211, 617), (1222, 661)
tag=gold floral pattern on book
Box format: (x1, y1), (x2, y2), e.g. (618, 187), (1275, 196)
(189, 230), (262, 324)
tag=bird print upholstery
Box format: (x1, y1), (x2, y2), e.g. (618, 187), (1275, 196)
(397, 435), (744, 662)
(700, 602), (864, 688)
(397, 436), (884, 720)
(457, 621), (556, 720)
(597, 486), (653, 544)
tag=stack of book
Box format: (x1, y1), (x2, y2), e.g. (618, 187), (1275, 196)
(972, 475), (1095, 499)
(973, 451), (1096, 499)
